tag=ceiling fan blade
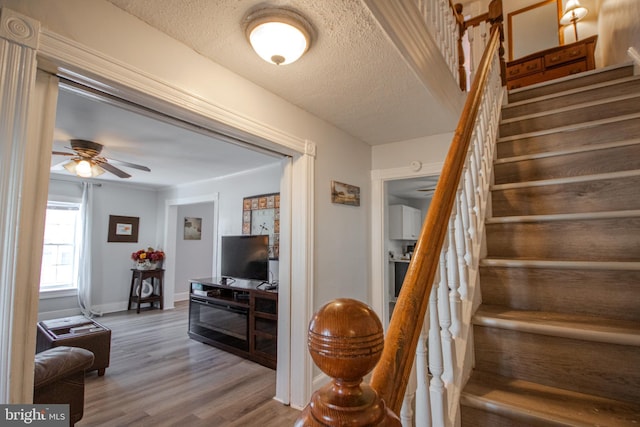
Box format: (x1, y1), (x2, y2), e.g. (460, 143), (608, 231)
(105, 158), (151, 172)
(96, 160), (131, 178)
(52, 151), (75, 156)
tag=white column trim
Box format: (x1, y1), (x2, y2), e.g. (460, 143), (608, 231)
(0, 7), (43, 403)
(289, 151), (315, 409)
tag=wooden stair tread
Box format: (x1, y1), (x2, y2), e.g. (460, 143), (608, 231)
(494, 138), (640, 165)
(503, 75), (640, 113)
(501, 93), (640, 125)
(462, 371), (640, 426)
(486, 209), (640, 223)
(507, 63), (635, 103)
(474, 305), (640, 346)
(497, 112), (640, 143)
(480, 258), (640, 271)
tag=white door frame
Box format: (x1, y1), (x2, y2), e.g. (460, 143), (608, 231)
(370, 162), (443, 323)
(1, 8), (314, 407)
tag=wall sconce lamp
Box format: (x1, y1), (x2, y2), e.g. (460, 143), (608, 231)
(63, 159), (105, 178)
(560, 0), (588, 42)
(244, 7), (314, 65)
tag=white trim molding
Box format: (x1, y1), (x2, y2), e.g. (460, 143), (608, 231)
(0, 7), (45, 403)
(370, 162), (443, 322)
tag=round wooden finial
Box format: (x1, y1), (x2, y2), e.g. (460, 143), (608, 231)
(295, 298), (400, 426)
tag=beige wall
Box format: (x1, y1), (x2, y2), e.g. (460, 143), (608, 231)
(596, 0), (640, 66)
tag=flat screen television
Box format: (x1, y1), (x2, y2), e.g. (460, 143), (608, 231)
(220, 235), (269, 281)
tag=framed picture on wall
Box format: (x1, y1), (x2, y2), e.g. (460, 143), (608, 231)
(184, 217), (202, 240)
(331, 180), (360, 206)
(107, 215), (139, 243)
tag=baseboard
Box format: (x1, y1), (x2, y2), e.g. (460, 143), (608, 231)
(37, 308), (83, 321)
(174, 291), (190, 302)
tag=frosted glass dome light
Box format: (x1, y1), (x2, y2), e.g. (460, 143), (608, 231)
(245, 8), (314, 66)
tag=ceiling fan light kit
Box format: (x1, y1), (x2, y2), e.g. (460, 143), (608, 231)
(63, 159), (105, 178)
(244, 7), (314, 65)
(52, 139), (150, 180)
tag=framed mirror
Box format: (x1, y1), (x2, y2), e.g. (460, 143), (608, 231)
(508, 0), (564, 61)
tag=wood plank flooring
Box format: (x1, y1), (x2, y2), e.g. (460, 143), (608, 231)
(78, 301), (300, 426)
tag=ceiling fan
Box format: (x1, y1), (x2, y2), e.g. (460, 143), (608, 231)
(52, 139), (151, 179)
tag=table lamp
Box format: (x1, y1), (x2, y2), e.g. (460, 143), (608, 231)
(560, 0), (588, 42)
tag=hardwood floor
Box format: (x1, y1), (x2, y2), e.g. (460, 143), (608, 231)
(78, 301), (300, 426)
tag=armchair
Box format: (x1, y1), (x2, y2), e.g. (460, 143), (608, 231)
(33, 346), (94, 426)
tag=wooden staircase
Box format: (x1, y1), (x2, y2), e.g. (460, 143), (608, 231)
(460, 64), (640, 426)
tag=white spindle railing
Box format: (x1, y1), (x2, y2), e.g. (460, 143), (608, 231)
(400, 41), (504, 427)
(415, 0), (461, 87)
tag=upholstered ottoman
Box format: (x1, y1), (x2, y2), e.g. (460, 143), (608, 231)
(36, 315), (111, 376)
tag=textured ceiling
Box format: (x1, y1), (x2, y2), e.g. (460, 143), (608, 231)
(105, 0), (455, 145)
(52, 0), (454, 188)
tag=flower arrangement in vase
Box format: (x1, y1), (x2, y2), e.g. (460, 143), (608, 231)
(131, 247), (165, 270)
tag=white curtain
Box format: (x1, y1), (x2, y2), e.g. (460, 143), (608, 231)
(78, 182), (101, 317)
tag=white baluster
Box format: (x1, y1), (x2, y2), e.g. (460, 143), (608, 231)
(415, 316), (432, 426)
(455, 193), (470, 301)
(429, 267), (447, 427)
(468, 26), (476, 83)
(401, 367), (416, 427)
(438, 239), (455, 385)
(463, 162), (477, 246)
(447, 214), (462, 338)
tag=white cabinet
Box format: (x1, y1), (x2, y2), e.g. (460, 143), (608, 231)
(389, 205), (422, 240)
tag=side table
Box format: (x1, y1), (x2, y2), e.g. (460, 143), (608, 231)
(36, 315), (111, 376)
(128, 268), (164, 313)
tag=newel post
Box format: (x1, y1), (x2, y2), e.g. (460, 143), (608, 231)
(295, 299), (401, 427)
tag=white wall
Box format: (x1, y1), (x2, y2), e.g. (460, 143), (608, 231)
(4, 0), (373, 312)
(597, 0), (640, 67)
(40, 162), (283, 317)
(372, 132), (454, 171)
(40, 179), (161, 318)
(159, 162), (282, 296)
(175, 202), (215, 299)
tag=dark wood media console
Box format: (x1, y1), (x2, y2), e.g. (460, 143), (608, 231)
(188, 277), (277, 369)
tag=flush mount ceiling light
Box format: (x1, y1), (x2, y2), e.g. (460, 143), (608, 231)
(244, 7), (314, 65)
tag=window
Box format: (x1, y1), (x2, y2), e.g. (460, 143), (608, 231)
(40, 201), (82, 292)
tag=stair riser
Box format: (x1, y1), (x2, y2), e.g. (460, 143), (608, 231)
(473, 325), (640, 403)
(497, 117), (640, 158)
(461, 405), (561, 427)
(491, 175), (640, 216)
(507, 66), (635, 103)
(494, 144), (640, 185)
(479, 267), (640, 321)
(502, 78), (640, 120)
(499, 96), (640, 137)
(486, 217), (640, 261)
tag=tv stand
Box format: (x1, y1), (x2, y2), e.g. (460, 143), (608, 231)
(188, 277), (278, 369)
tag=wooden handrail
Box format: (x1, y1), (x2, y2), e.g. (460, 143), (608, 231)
(369, 25), (502, 414)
